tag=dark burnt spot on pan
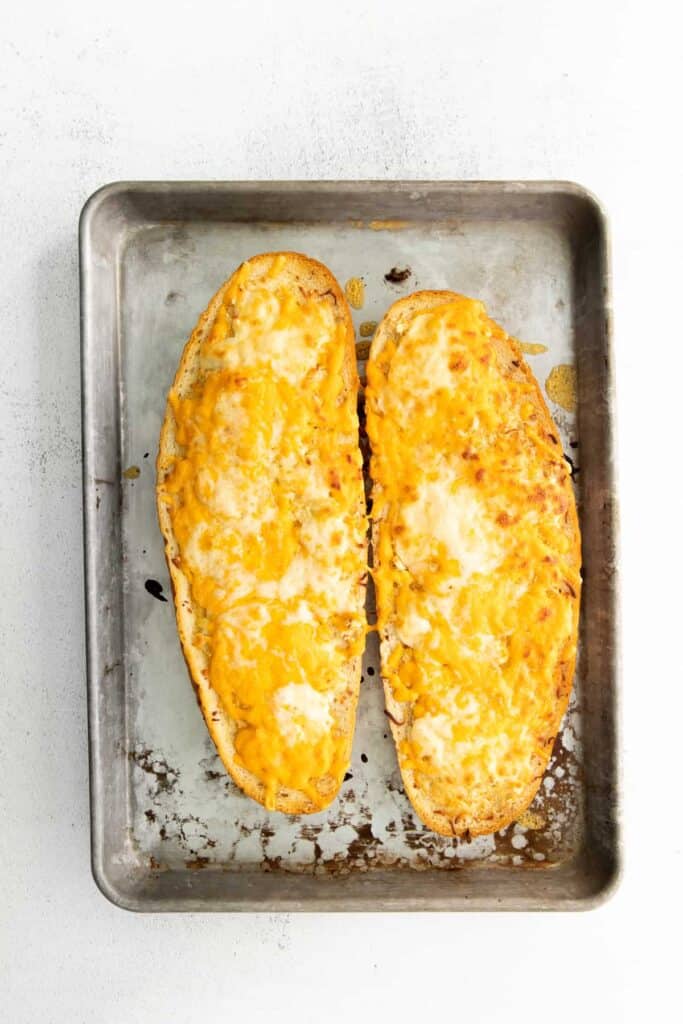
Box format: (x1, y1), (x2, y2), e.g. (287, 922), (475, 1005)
(185, 856), (210, 871)
(564, 454), (579, 479)
(145, 578), (168, 602)
(569, 439), (578, 449)
(344, 771), (353, 782)
(345, 822), (374, 860)
(360, 753), (368, 764)
(129, 748), (180, 794)
(144, 809), (157, 823)
(384, 266), (412, 285)
(367, 666), (375, 676)
(143, 451), (150, 458)
(387, 774), (405, 795)
(156, 812), (211, 852)
(204, 769), (223, 782)
(165, 290), (184, 305)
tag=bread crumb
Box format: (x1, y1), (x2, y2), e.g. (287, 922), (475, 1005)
(123, 465), (141, 479)
(545, 364), (577, 412)
(345, 277), (365, 309)
(516, 809), (546, 830)
(359, 321), (377, 337)
(518, 341), (548, 355)
(369, 219), (409, 231)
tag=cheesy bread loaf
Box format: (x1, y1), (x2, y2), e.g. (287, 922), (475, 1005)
(366, 292), (581, 837)
(157, 253), (367, 813)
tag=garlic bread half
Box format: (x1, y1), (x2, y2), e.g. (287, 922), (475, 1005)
(366, 292), (580, 837)
(157, 252), (367, 813)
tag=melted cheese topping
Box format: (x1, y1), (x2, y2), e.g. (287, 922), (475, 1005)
(161, 256), (366, 808)
(366, 296), (580, 820)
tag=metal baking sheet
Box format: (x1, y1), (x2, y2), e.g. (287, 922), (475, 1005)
(81, 181), (619, 911)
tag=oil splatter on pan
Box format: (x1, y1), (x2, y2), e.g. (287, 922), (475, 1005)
(82, 181), (618, 910)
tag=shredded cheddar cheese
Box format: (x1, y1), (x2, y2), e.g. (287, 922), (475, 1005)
(366, 296), (580, 820)
(161, 258), (366, 808)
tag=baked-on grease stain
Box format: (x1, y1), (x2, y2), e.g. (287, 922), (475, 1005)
(145, 578), (167, 602)
(129, 748), (179, 793)
(384, 266), (412, 284)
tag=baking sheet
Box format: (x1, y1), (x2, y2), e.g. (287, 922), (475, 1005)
(81, 181), (619, 910)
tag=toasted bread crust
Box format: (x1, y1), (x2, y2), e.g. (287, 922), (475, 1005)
(367, 292), (581, 837)
(157, 252), (365, 814)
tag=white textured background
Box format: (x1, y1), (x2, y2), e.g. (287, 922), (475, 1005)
(1, 1), (680, 1020)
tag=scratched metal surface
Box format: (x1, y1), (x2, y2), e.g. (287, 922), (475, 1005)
(81, 182), (618, 910)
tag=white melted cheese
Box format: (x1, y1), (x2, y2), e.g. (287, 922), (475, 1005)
(300, 512), (354, 560)
(396, 608), (432, 647)
(225, 303), (335, 386)
(282, 600), (317, 626)
(398, 478), (503, 579)
(411, 713), (455, 768)
(207, 474), (277, 525)
(273, 683), (334, 746)
(213, 390), (247, 435)
(261, 554), (356, 610)
(390, 312), (452, 391)
(412, 712), (515, 778)
(387, 307), (485, 399)
(182, 526), (227, 581)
